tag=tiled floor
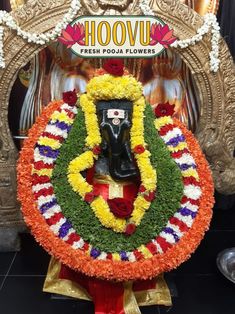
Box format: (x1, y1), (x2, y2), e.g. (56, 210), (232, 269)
(0, 198), (235, 314)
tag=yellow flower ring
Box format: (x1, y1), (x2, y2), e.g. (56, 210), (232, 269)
(68, 74), (157, 233)
(17, 77), (214, 281)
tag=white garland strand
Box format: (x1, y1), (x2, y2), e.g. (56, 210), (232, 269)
(171, 13), (220, 72)
(0, 0), (81, 68)
(139, 0), (221, 72)
(0, 0), (221, 72)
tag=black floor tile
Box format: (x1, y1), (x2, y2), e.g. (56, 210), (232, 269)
(0, 276), (94, 314)
(159, 274), (235, 314)
(0, 252), (15, 275)
(9, 233), (50, 276)
(171, 230), (235, 274)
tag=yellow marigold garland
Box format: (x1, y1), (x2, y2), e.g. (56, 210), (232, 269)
(67, 74), (157, 234)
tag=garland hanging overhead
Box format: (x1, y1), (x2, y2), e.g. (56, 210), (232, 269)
(0, 1), (220, 71)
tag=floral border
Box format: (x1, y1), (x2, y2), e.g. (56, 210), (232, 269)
(17, 99), (214, 281)
(52, 103), (183, 253)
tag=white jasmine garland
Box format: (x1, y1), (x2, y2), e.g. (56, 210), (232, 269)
(126, 252), (137, 262)
(139, 0), (221, 72)
(0, 0), (221, 73)
(72, 238), (85, 249)
(161, 128), (182, 142)
(175, 154), (196, 166)
(50, 217), (67, 235)
(45, 125), (69, 139)
(0, 0), (81, 68)
(62, 228), (76, 241)
(61, 103), (78, 114)
(174, 212), (194, 227)
(181, 201), (199, 212)
(32, 182), (53, 192)
(152, 240), (163, 254)
(37, 194), (56, 207)
(160, 232), (176, 244)
(184, 185), (202, 200)
(166, 223), (184, 238)
(97, 252), (108, 260)
(43, 205), (62, 219)
(171, 13), (221, 72)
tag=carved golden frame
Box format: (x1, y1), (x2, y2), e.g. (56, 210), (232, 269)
(0, 0), (234, 231)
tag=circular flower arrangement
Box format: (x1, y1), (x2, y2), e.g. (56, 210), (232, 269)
(17, 68), (214, 281)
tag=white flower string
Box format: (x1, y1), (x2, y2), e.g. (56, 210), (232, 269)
(139, 0), (221, 72)
(139, 0), (154, 16)
(0, 0), (81, 68)
(171, 13), (220, 72)
(0, 0), (221, 72)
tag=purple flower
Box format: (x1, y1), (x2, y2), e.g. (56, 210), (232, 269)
(37, 145), (60, 159)
(164, 227), (173, 234)
(179, 207), (197, 219)
(164, 227), (180, 242)
(178, 163), (196, 171)
(166, 135), (185, 147)
(59, 221), (72, 238)
(50, 121), (71, 132)
(120, 251), (129, 261)
(90, 248), (101, 259)
(40, 198), (57, 213)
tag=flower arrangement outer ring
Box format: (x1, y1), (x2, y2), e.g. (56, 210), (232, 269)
(17, 100), (214, 281)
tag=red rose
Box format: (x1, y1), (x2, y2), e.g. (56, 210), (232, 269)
(92, 145), (101, 155)
(107, 198), (133, 219)
(125, 223), (136, 236)
(133, 145), (145, 154)
(62, 89), (78, 105)
(144, 191), (156, 202)
(139, 185), (146, 193)
(103, 59), (124, 76)
(84, 192), (95, 203)
(154, 102), (175, 117)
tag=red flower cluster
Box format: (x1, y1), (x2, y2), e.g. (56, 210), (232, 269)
(139, 185), (146, 193)
(84, 192), (95, 203)
(125, 223), (136, 236)
(144, 191), (156, 202)
(92, 145), (101, 155)
(62, 89), (78, 105)
(133, 145), (145, 154)
(107, 198), (134, 219)
(146, 242), (158, 254)
(103, 59), (124, 76)
(154, 102), (175, 118)
(171, 148), (189, 159)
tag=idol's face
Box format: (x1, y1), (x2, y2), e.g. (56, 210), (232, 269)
(96, 99), (139, 181)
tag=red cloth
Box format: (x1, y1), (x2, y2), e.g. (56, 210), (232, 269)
(59, 265), (125, 314)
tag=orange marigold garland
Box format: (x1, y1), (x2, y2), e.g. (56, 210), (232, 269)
(17, 95), (214, 281)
